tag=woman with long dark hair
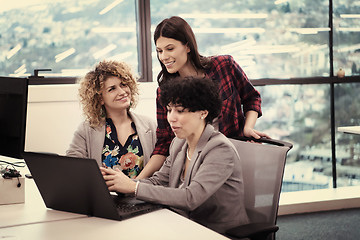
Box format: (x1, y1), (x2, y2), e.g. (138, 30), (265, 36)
(137, 16), (269, 179)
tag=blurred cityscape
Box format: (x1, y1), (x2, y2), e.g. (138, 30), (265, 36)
(0, 0), (139, 77)
(256, 83), (360, 192)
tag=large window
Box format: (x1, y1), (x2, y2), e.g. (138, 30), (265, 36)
(256, 83), (360, 191)
(1, 0), (359, 192)
(0, 0), (139, 78)
(150, 0), (330, 80)
(149, 0), (360, 192)
(2, 0), (359, 80)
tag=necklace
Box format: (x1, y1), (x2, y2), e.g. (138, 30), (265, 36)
(186, 148), (191, 161)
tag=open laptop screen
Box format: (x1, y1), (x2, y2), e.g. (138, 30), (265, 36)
(23, 152), (162, 220)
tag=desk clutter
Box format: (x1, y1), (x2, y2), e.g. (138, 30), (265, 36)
(0, 164), (25, 205)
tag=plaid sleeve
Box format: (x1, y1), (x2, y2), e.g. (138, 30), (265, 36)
(151, 87), (174, 156)
(228, 56), (262, 117)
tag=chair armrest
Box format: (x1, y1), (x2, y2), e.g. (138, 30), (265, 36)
(225, 222), (279, 240)
(230, 136), (293, 149)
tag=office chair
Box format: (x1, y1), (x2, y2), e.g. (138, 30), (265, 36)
(225, 136), (293, 240)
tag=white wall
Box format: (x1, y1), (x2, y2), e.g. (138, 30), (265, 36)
(25, 82), (158, 155)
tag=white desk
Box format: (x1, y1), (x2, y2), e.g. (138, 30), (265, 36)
(0, 171), (87, 228)
(0, 208), (229, 240)
(337, 126), (360, 135)
(0, 161), (229, 240)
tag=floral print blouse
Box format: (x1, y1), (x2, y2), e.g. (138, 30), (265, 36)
(102, 118), (144, 179)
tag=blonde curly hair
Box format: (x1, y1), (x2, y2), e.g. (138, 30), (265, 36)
(78, 60), (139, 128)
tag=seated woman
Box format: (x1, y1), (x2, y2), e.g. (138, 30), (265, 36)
(66, 60), (156, 179)
(101, 76), (249, 233)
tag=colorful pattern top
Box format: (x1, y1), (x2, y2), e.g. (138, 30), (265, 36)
(152, 55), (262, 156)
(102, 118), (144, 179)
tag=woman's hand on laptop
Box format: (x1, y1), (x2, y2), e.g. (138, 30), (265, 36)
(100, 167), (136, 194)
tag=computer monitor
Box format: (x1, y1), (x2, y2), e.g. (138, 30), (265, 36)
(0, 76), (29, 160)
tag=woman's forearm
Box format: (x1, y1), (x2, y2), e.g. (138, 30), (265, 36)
(136, 154), (166, 179)
(244, 110), (258, 129)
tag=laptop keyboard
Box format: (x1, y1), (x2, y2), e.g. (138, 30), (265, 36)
(117, 202), (149, 213)
(112, 194), (161, 214)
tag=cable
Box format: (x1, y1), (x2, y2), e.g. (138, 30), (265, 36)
(1, 164), (23, 188)
(0, 160), (26, 168)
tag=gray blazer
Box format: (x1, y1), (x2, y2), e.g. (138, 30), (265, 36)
(136, 124), (249, 233)
(66, 111), (157, 167)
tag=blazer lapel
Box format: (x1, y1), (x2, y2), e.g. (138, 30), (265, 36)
(129, 111), (152, 163)
(91, 124), (106, 166)
(182, 124), (215, 186)
(168, 139), (187, 188)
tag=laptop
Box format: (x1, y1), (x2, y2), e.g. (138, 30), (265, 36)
(23, 151), (162, 220)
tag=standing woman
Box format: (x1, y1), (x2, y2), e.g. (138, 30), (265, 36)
(136, 16), (269, 179)
(66, 60), (156, 179)
(101, 77), (249, 233)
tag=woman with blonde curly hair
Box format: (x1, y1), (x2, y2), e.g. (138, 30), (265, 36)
(66, 60), (157, 179)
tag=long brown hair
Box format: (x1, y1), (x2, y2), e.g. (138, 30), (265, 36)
(154, 16), (210, 85)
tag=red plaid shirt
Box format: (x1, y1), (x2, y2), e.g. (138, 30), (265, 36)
(152, 55), (262, 156)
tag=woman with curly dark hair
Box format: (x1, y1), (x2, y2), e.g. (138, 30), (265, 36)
(101, 77), (249, 234)
(66, 60), (156, 179)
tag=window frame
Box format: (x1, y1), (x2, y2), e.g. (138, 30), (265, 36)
(21, 0), (360, 190)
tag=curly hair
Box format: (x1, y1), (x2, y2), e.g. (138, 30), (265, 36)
(78, 60), (139, 128)
(159, 76), (222, 124)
